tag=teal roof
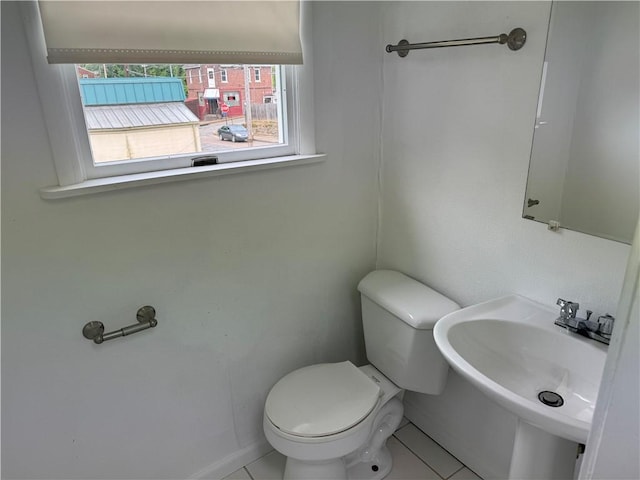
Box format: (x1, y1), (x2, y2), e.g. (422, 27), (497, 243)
(79, 78), (185, 106)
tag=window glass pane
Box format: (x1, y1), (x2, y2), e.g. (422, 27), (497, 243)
(76, 64), (284, 165)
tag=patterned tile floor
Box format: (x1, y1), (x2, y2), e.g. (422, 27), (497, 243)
(223, 422), (482, 480)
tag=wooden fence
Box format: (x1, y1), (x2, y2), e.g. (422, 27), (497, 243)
(251, 103), (278, 121)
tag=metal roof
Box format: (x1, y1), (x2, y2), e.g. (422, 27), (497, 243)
(79, 78), (186, 106)
(83, 102), (199, 130)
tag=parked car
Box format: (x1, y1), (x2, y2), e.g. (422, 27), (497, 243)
(218, 125), (248, 142)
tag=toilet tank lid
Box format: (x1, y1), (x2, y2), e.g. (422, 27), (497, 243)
(358, 270), (460, 329)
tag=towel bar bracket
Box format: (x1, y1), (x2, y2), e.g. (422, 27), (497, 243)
(82, 305), (158, 344)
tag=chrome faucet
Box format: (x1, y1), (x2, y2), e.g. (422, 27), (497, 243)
(554, 298), (614, 345)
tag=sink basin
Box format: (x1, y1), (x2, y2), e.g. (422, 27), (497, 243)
(434, 295), (608, 478)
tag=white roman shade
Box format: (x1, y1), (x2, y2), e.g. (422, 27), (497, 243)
(38, 1), (302, 65)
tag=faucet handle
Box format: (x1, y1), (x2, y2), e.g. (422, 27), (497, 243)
(598, 314), (615, 336)
(557, 298), (579, 318)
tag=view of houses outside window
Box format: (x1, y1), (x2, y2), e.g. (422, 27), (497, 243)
(77, 64), (283, 164)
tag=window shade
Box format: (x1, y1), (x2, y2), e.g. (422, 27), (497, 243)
(38, 1), (302, 65)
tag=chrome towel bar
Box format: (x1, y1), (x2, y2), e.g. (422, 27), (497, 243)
(82, 305), (157, 344)
(386, 28), (527, 57)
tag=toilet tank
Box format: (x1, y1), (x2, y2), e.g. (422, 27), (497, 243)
(357, 270), (460, 394)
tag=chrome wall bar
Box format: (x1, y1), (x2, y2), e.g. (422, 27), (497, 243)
(82, 306), (158, 344)
(386, 28), (527, 57)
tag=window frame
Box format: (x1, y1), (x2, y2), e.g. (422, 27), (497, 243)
(47, 63), (298, 180)
(20, 0), (318, 194)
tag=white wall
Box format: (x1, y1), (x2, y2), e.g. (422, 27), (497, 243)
(0, 2), (381, 478)
(377, 2), (631, 478)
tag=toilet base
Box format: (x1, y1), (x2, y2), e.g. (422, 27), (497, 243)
(282, 440), (393, 480)
(346, 445), (392, 480)
(344, 396), (402, 479)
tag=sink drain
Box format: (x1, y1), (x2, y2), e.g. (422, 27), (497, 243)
(538, 390), (564, 407)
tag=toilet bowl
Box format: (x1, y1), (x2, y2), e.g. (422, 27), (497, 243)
(263, 270), (460, 480)
(264, 362), (403, 480)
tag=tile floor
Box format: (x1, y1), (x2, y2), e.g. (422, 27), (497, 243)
(223, 422), (482, 480)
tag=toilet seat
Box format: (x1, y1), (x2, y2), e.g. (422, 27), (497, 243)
(265, 361), (381, 438)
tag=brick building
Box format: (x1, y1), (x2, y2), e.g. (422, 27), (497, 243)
(184, 64), (275, 119)
(76, 65), (99, 78)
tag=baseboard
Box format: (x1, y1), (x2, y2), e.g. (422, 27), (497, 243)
(189, 440), (273, 480)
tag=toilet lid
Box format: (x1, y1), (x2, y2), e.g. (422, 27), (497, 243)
(265, 361), (381, 438)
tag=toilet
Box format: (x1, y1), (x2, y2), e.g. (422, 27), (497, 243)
(263, 270), (460, 479)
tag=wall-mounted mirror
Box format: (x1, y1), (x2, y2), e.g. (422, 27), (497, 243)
(523, 1), (639, 244)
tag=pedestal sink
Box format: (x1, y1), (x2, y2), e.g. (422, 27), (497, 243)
(433, 295), (607, 479)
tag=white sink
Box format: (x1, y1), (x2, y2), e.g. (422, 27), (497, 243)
(434, 295), (608, 479)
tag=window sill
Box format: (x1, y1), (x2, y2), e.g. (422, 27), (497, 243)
(39, 154), (326, 200)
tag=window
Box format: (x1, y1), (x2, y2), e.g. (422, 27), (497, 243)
(207, 68), (215, 88)
(75, 65), (283, 166)
(254, 68), (261, 82)
(29, 57), (317, 193)
(222, 91), (240, 107)
(23, 1), (319, 196)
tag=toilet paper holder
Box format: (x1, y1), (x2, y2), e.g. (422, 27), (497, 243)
(82, 306), (158, 344)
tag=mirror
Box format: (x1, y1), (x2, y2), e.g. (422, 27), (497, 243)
(523, 1), (639, 244)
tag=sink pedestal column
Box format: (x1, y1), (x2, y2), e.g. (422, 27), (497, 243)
(509, 419), (578, 479)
